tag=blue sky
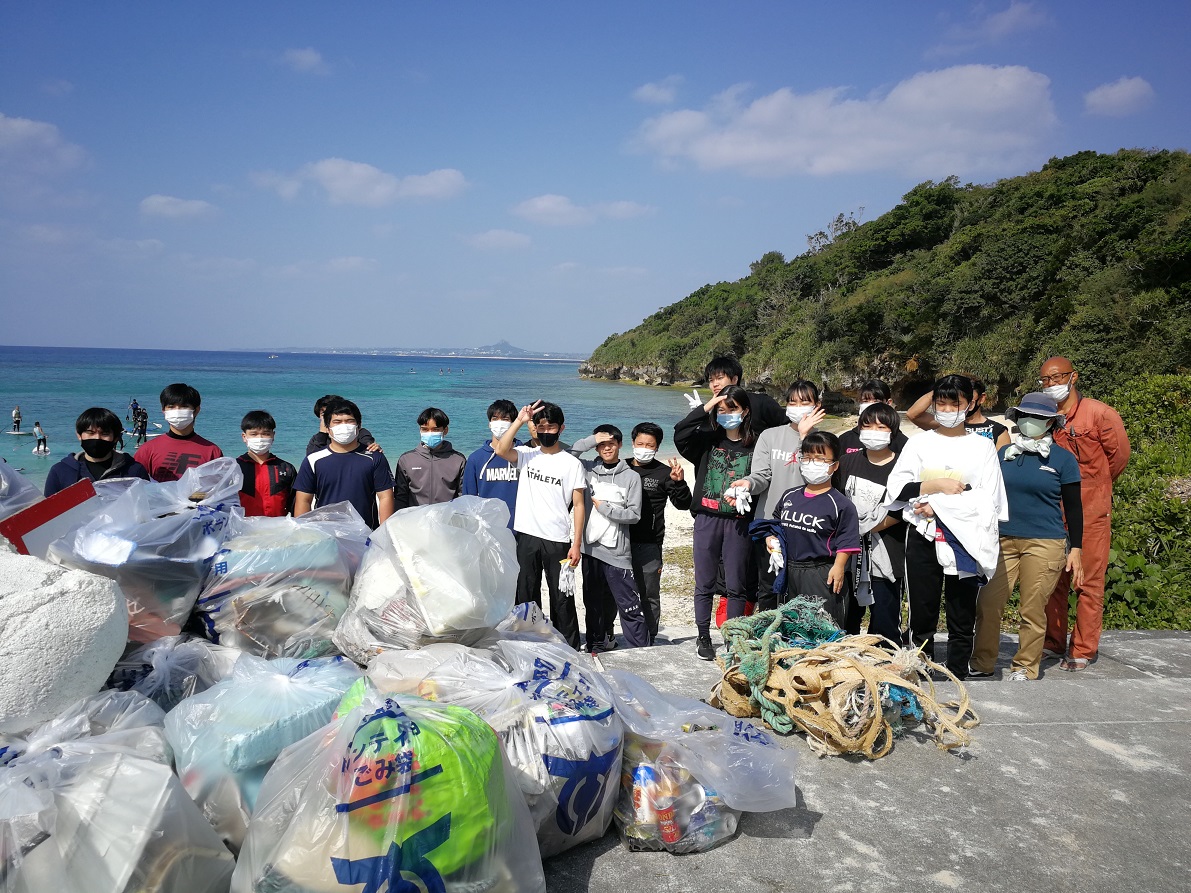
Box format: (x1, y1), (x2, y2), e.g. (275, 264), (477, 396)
(2, 1), (1186, 354)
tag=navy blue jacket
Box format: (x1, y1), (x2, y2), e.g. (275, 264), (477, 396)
(44, 451), (150, 497)
(461, 439), (521, 528)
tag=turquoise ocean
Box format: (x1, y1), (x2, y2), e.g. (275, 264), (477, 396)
(1, 345), (689, 492)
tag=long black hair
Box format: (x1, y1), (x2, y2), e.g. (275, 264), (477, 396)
(715, 385), (756, 447)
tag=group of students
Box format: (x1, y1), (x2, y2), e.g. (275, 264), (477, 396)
(39, 353), (1128, 681)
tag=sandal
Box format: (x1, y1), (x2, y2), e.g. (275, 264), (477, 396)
(1061, 657), (1090, 671)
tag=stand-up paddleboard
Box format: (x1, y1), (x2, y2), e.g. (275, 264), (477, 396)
(5, 431), (33, 436)
(31, 446), (50, 456)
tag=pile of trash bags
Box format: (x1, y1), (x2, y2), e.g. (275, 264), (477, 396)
(0, 460), (802, 893)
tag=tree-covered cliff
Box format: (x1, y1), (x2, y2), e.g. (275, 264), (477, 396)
(582, 149), (1191, 406)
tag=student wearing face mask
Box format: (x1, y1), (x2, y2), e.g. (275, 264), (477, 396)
(674, 385), (757, 660)
(392, 407), (466, 510)
(971, 392), (1083, 680)
(133, 383), (223, 482)
(838, 379), (908, 456)
(625, 422), (692, 644)
(293, 399), (395, 529)
(306, 395), (380, 456)
(837, 403), (907, 642)
(235, 410), (297, 517)
(1037, 356), (1130, 671)
(462, 399), (522, 529)
(44, 407), (149, 496)
(907, 379), (1010, 449)
(754, 431), (860, 625)
(729, 381), (824, 610)
(885, 375), (1008, 680)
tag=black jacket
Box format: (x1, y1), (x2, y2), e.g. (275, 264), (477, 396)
(628, 459), (692, 544)
(44, 451), (150, 497)
(674, 407), (756, 518)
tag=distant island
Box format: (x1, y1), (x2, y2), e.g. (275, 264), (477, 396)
(273, 340), (586, 361)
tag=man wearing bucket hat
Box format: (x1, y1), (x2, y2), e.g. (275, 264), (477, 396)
(1036, 357), (1131, 671)
(971, 392), (1084, 680)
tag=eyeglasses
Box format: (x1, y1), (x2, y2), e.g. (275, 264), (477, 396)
(1037, 371), (1074, 386)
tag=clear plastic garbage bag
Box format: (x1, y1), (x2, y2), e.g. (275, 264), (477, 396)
(476, 602), (574, 650)
(164, 655), (362, 854)
(0, 750), (235, 893)
(231, 677), (546, 893)
(106, 635), (242, 712)
(195, 503), (372, 659)
(47, 458), (242, 643)
(603, 670), (799, 853)
(0, 690), (170, 771)
(0, 463), (41, 525)
(411, 639), (623, 858)
(333, 496), (517, 662)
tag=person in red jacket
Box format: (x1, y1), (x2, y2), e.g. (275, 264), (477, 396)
(235, 410), (297, 517)
(133, 383), (223, 482)
(1038, 357), (1131, 671)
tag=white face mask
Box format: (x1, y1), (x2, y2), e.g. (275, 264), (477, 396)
(245, 436), (273, 455)
(488, 420), (512, 438)
(330, 423), (358, 445)
(1016, 416), (1051, 440)
(799, 459), (833, 485)
(1043, 384), (1070, 402)
(633, 447), (657, 463)
(163, 409), (195, 429)
(859, 430), (891, 451)
(934, 409), (967, 429)
(785, 405), (813, 424)
(857, 401), (875, 417)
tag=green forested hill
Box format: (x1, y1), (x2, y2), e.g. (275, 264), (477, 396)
(582, 149), (1191, 405)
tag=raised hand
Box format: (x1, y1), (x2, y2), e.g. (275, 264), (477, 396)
(668, 457), (685, 481)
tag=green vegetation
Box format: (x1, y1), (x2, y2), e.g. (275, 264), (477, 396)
(587, 149), (1191, 403)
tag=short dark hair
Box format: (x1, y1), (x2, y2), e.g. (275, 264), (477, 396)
(532, 402), (565, 427)
(704, 355), (743, 383)
(417, 407), (449, 427)
(858, 379), (892, 402)
(593, 423), (623, 444)
(75, 407), (122, 437)
(314, 395), (342, 418)
(934, 374), (975, 405)
(322, 399), (361, 426)
(241, 410), (276, 432)
(859, 403), (900, 431)
(971, 378), (987, 398)
(786, 380), (820, 404)
(487, 399), (517, 422)
(631, 422), (664, 446)
(160, 383), (200, 409)
(801, 430), (840, 462)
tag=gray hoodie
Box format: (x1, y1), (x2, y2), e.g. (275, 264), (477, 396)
(744, 423), (806, 519)
(571, 435), (643, 570)
(393, 441), (466, 509)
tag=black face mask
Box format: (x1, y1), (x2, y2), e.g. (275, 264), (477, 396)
(536, 432), (560, 447)
(80, 438), (114, 459)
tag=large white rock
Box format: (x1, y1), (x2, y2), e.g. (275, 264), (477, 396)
(0, 551), (129, 733)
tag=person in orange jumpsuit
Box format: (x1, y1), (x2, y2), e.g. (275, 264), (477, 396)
(1039, 357), (1131, 671)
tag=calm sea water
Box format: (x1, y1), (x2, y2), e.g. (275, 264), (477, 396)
(1, 346), (689, 491)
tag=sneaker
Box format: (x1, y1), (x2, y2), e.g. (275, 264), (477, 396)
(597, 636), (619, 653)
(967, 668), (995, 679)
(696, 635), (716, 661)
(1007, 669), (1031, 681)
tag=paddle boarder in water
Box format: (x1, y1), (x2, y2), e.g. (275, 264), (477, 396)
(11, 406), (20, 432)
(33, 422), (47, 454)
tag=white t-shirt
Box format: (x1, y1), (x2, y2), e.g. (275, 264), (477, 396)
(513, 446), (588, 542)
(886, 430), (1008, 521)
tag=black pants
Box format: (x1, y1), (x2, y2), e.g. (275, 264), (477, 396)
(905, 530), (979, 679)
(630, 542), (663, 642)
(752, 538), (780, 612)
(844, 574), (904, 644)
(782, 559), (846, 627)
(515, 533), (580, 649)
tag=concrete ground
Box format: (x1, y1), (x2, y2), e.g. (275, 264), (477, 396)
(544, 628), (1191, 893)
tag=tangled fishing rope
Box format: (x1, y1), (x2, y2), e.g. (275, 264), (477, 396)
(709, 598), (979, 759)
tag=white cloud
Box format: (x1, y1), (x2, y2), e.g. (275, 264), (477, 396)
(1084, 76), (1155, 117)
(932, 2), (1049, 55)
(281, 47), (330, 75)
(634, 75), (683, 105)
(139, 194), (216, 219)
(633, 65), (1057, 177)
(469, 229), (532, 250)
(255, 158), (467, 206)
(512, 194), (656, 226)
(0, 112), (86, 174)
(42, 79), (75, 97)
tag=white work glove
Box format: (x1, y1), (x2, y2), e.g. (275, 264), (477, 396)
(768, 550), (785, 575)
(558, 561), (577, 599)
(683, 389), (702, 409)
(724, 486), (752, 515)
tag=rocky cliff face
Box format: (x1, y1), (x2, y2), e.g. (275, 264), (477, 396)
(578, 361), (683, 387)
